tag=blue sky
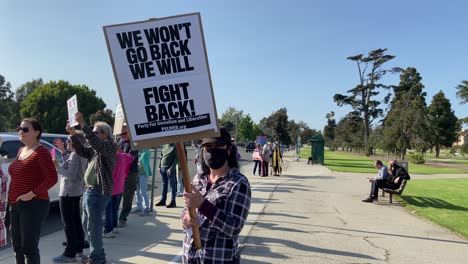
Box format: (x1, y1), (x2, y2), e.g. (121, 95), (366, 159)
(1, 0), (467, 130)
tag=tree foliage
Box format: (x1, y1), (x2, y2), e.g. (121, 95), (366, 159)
(21, 80), (106, 133)
(428, 91), (460, 157)
(261, 108), (290, 144)
(383, 68), (430, 159)
(219, 107), (244, 137)
(0, 74), (18, 131)
(323, 111), (337, 148)
(237, 114), (255, 143)
(334, 48), (400, 150)
(15, 78), (43, 103)
(334, 111), (364, 151)
(456, 80), (468, 104)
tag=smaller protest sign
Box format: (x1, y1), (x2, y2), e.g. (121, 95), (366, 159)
(256, 136), (267, 146)
(67, 95), (79, 127)
(114, 103), (125, 135)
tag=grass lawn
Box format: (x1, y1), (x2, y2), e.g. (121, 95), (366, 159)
(300, 146), (466, 174)
(401, 179), (468, 238)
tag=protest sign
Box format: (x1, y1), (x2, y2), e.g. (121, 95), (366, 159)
(256, 136), (267, 146)
(67, 95), (79, 127)
(103, 13), (219, 149)
(113, 103), (125, 135)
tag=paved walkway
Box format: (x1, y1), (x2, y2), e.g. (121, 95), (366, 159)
(1, 158), (467, 263)
(242, 161), (468, 264)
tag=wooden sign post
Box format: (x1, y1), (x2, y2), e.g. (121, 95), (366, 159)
(176, 142), (201, 249)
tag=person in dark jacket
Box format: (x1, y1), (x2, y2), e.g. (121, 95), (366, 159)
(117, 124), (139, 227)
(67, 112), (117, 264)
(363, 160), (410, 202)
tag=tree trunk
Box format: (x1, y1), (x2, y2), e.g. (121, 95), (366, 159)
(364, 113), (369, 151)
(400, 148), (406, 161)
(435, 145), (440, 158)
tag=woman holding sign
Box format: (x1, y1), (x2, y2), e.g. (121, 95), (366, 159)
(181, 128), (251, 263)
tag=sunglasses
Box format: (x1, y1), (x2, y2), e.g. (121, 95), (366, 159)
(16, 126), (30, 133)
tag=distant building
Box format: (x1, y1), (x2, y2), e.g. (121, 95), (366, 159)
(453, 129), (468, 147)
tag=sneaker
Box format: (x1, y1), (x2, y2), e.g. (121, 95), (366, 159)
(118, 220), (126, 227)
(139, 208), (151, 216)
(103, 231), (116, 238)
(112, 227), (119, 234)
(52, 255), (76, 263)
(155, 200), (166, 206)
(166, 201), (176, 208)
(130, 208), (143, 214)
(76, 253), (83, 259)
(176, 192), (183, 197)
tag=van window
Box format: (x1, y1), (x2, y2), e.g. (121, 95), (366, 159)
(0, 141), (24, 159)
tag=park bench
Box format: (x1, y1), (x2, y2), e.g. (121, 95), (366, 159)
(382, 179), (408, 204)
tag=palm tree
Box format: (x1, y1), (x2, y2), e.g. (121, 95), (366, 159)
(456, 80), (468, 104)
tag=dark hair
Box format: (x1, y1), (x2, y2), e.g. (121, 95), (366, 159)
(22, 118), (43, 141)
(200, 127), (239, 174)
(375, 160), (383, 166)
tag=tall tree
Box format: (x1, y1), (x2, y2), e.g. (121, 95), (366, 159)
(456, 80), (468, 124)
(263, 108), (290, 144)
(428, 91), (460, 157)
(287, 120), (301, 145)
(219, 107), (244, 137)
(21, 80), (106, 133)
(323, 111), (337, 149)
(334, 48), (400, 151)
(15, 78), (43, 103)
(456, 80), (468, 104)
(383, 68), (430, 160)
(0, 74), (17, 131)
(334, 111), (364, 151)
(237, 114), (255, 143)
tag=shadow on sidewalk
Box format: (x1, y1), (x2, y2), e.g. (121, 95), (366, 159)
(242, 235), (379, 261)
(105, 211), (183, 263)
(266, 221), (468, 245)
(285, 175), (335, 180)
(401, 196), (468, 211)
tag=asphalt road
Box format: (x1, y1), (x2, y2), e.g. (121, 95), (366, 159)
(0, 146), (252, 251)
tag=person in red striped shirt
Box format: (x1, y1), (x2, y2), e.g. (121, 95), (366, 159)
(8, 118), (58, 264)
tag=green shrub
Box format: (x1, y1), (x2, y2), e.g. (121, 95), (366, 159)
(461, 144), (468, 155)
(409, 153), (425, 164)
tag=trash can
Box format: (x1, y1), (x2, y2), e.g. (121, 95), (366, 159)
(309, 135), (325, 165)
(399, 161), (409, 173)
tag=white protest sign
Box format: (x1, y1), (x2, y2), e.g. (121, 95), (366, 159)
(67, 95), (79, 127)
(113, 103), (125, 135)
(103, 13), (219, 149)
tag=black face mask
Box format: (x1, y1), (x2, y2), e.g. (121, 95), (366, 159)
(203, 148), (228, 169)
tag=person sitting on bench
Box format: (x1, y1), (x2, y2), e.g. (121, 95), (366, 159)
(362, 160), (389, 202)
(363, 160), (410, 202)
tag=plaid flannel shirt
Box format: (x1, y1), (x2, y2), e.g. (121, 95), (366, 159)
(181, 167), (251, 264)
(0, 169), (7, 247)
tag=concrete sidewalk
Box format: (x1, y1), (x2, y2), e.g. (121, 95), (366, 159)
(241, 161), (468, 264)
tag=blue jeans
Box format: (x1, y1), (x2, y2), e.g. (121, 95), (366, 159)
(177, 169), (184, 194)
(160, 167), (176, 203)
(136, 175), (149, 209)
(104, 194), (122, 233)
(82, 188), (110, 263)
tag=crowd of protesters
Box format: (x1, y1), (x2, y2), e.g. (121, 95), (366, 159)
(0, 113), (251, 264)
(251, 142), (283, 177)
